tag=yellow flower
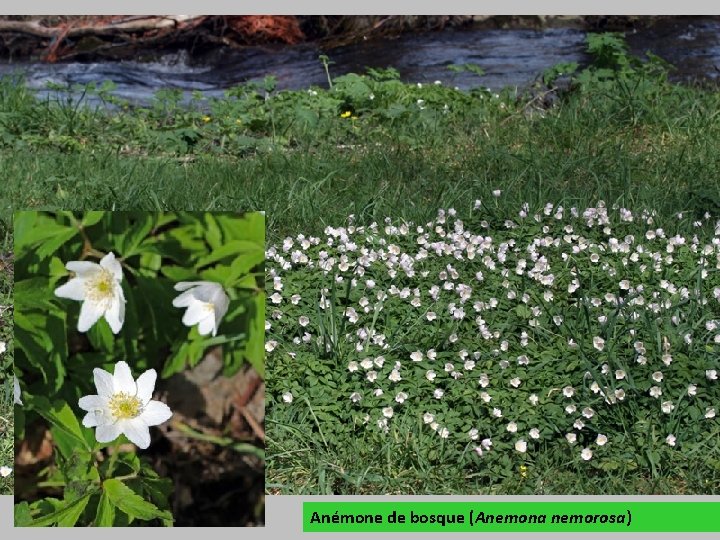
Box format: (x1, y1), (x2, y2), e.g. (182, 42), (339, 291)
(202, 115), (211, 123)
(236, 119), (242, 124)
(340, 111), (352, 118)
(519, 465), (528, 478)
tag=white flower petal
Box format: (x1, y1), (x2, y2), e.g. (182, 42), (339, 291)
(212, 293), (229, 332)
(14, 376), (22, 406)
(93, 368), (115, 398)
(99, 252), (123, 282)
(53, 278), (86, 301)
(77, 299), (105, 332)
(197, 315), (216, 336)
(78, 394), (105, 411)
(104, 298), (123, 334)
(174, 281), (202, 292)
(95, 423), (122, 443)
(82, 410), (105, 428)
(135, 370), (157, 404)
(65, 261), (100, 276)
(122, 419), (151, 449)
(141, 400), (173, 426)
(182, 299), (210, 327)
(171, 289), (195, 308)
(113, 361), (137, 394)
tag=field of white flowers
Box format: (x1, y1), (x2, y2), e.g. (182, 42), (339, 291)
(266, 197), (720, 494)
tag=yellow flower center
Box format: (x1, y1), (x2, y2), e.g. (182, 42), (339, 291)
(108, 392), (142, 420)
(86, 269), (115, 303)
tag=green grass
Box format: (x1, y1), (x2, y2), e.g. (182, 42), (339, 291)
(1, 34), (720, 495)
(264, 199), (720, 495)
(0, 225), (13, 495)
(0, 35), (718, 241)
(268, 412), (720, 495)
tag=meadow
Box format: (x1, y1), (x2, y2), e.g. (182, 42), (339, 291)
(0, 33), (719, 494)
(266, 202), (719, 494)
(0, 33), (717, 241)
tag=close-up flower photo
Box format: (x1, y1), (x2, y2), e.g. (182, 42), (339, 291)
(13, 211), (265, 526)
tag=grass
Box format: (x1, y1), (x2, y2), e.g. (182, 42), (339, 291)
(0, 35), (718, 242)
(1, 34), (719, 494)
(268, 414), (720, 495)
(265, 202), (720, 495)
(0, 225), (13, 495)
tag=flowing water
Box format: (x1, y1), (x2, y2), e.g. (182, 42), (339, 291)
(0, 18), (718, 104)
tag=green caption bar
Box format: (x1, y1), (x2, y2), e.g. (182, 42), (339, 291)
(303, 502), (720, 532)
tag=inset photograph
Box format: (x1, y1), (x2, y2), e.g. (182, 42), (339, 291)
(14, 211), (265, 526)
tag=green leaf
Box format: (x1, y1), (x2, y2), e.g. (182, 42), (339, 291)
(121, 214), (156, 258)
(28, 494), (94, 527)
(87, 317), (115, 353)
(103, 479), (172, 522)
(31, 397), (91, 452)
(95, 491), (116, 527)
(196, 240), (263, 268)
(246, 292), (266, 378)
(204, 212), (223, 250)
(14, 278), (57, 311)
(56, 493), (91, 527)
(162, 340), (198, 378)
(14, 502), (33, 527)
(81, 211), (105, 227)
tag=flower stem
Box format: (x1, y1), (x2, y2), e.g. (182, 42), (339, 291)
(106, 442), (121, 478)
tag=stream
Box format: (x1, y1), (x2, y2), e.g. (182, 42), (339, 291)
(0, 18), (718, 105)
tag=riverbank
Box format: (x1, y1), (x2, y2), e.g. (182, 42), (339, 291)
(0, 33), (718, 243)
(1, 16), (713, 62)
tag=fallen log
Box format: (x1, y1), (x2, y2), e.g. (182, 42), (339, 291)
(0, 15), (307, 61)
(0, 15), (205, 39)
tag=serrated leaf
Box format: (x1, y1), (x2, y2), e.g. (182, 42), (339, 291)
(103, 479), (171, 522)
(95, 491), (116, 527)
(57, 493), (91, 527)
(28, 493), (94, 527)
(14, 502), (32, 527)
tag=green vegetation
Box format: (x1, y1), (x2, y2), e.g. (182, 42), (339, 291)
(0, 224), (12, 495)
(0, 33), (717, 242)
(13, 211), (264, 525)
(266, 204), (720, 494)
(1, 33), (719, 495)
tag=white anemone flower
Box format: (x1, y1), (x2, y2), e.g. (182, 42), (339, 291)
(54, 252), (126, 334)
(78, 361), (172, 449)
(581, 448), (593, 461)
(14, 376), (22, 406)
(514, 439), (527, 453)
(0, 466), (12, 477)
(172, 281), (230, 337)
